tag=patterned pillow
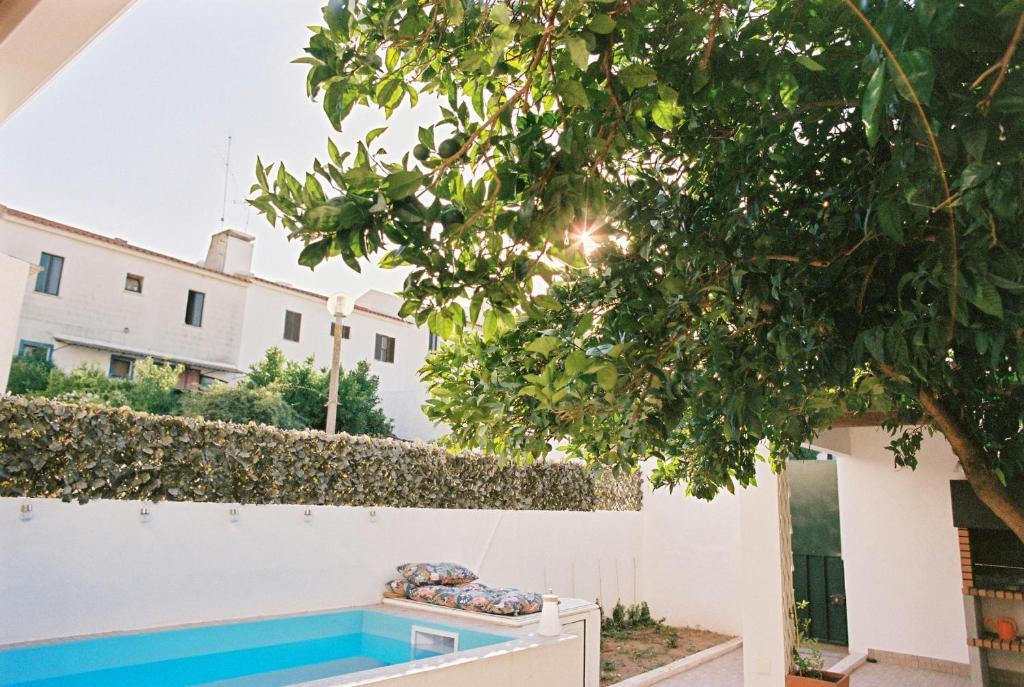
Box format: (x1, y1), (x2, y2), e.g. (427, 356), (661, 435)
(384, 578), (416, 598)
(454, 584), (543, 616)
(408, 584), (463, 608)
(397, 562), (478, 586)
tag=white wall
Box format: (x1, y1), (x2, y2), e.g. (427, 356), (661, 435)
(0, 211), (248, 370)
(0, 253), (35, 391)
(639, 465), (743, 635)
(0, 498), (641, 646)
(837, 427), (968, 664)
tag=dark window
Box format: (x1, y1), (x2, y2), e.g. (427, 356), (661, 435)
(18, 340), (53, 361)
(428, 332), (440, 351)
(374, 334), (396, 363)
(185, 290), (205, 326)
(109, 355), (135, 379)
(329, 322), (351, 339)
(283, 310), (302, 342)
(125, 274), (143, 293)
(34, 252), (64, 295)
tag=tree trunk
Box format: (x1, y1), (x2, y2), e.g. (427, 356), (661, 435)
(917, 389), (1024, 544)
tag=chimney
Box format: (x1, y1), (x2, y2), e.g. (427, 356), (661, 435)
(204, 229), (255, 276)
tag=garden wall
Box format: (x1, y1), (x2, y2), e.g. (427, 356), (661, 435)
(0, 497), (642, 645)
(0, 396), (641, 511)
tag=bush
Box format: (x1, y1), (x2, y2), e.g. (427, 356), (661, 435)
(178, 384), (302, 429)
(6, 355), (53, 395)
(124, 359), (181, 415)
(0, 395), (643, 510)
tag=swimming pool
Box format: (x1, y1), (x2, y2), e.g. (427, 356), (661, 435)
(0, 609), (513, 686)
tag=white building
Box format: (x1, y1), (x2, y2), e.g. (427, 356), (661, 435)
(0, 205), (442, 441)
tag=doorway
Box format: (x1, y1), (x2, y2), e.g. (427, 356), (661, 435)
(789, 456), (849, 645)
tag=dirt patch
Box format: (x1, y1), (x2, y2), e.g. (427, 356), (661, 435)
(600, 624), (733, 686)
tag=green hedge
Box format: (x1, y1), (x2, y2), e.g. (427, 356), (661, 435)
(0, 396), (642, 511)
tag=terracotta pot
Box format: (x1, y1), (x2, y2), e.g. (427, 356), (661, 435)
(786, 671), (851, 687)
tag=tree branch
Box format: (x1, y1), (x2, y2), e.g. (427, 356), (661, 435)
(701, 0), (727, 68)
(876, 364), (1024, 543)
(842, 0), (958, 344)
(972, 9), (1024, 110)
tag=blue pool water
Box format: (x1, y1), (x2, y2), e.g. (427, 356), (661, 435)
(0, 610), (512, 686)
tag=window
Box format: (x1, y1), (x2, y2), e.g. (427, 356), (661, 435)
(283, 310), (302, 342)
(329, 322), (351, 339)
(428, 332), (440, 351)
(18, 340), (53, 361)
(374, 333), (396, 363)
(109, 355), (135, 379)
(125, 274), (143, 293)
(34, 252), (64, 295)
(185, 290), (205, 326)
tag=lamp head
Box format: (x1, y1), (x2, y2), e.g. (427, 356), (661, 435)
(327, 293), (355, 317)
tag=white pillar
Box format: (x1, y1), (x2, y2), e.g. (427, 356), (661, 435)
(740, 458), (796, 687)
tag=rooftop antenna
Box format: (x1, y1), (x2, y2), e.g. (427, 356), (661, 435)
(219, 134), (233, 228)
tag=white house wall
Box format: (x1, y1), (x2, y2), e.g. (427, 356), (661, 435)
(0, 253), (36, 391)
(0, 214), (247, 371)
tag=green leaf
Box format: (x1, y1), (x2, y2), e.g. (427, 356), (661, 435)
(298, 239), (331, 268)
(565, 37), (589, 71)
(588, 14), (616, 34)
(652, 99), (683, 129)
(619, 63), (657, 93)
(893, 48), (934, 106)
(366, 127), (387, 146)
(595, 364), (617, 391)
(384, 170), (424, 200)
(862, 62), (885, 147)
(489, 3), (511, 25)
(796, 55), (825, 72)
(970, 280), (1004, 319)
(556, 80), (589, 108)
(565, 350), (588, 375)
(779, 71), (799, 111)
(525, 336), (560, 355)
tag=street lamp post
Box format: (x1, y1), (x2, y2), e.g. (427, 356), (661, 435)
(325, 292), (355, 435)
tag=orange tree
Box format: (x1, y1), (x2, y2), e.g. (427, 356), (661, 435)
(253, 0), (1024, 538)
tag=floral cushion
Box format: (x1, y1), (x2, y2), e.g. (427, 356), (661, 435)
(455, 585), (543, 616)
(397, 562), (478, 586)
(408, 584), (470, 608)
(383, 578), (417, 598)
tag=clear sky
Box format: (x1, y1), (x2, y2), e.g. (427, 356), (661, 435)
(0, 0), (431, 298)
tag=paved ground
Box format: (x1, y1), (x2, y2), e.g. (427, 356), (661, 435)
(649, 648), (972, 687)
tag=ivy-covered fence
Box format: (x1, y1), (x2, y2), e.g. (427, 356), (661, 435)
(0, 396), (642, 511)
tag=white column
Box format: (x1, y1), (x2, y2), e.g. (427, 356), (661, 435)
(740, 458), (796, 687)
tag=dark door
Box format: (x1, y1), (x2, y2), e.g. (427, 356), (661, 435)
(789, 458), (849, 645)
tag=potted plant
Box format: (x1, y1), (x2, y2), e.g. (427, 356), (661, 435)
(786, 602), (850, 686)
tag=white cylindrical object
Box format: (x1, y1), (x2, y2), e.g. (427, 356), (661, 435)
(537, 593), (562, 636)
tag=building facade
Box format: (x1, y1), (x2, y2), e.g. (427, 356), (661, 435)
(0, 206), (441, 441)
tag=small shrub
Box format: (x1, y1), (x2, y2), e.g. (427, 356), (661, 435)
(6, 355), (52, 395)
(178, 384), (303, 429)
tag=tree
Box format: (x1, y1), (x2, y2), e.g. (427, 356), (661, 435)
(177, 384), (304, 429)
(253, 1), (1024, 538)
(245, 347), (394, 436)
